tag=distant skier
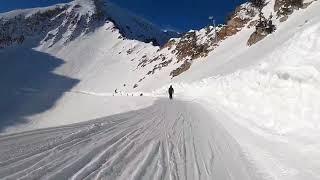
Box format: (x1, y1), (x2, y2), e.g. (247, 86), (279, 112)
(168, 85), (174, 99)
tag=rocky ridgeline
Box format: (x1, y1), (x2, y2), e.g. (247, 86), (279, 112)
(0, 1), (106, 49)
(134, 0), (316, 87)
(218, 4), (257, 41)
(0, 6), (67, 48)
(0, 0), (174, 49)
(44, 2), (105, 47)
(134, 3), (256, 85)
(2, 0), (317, 90)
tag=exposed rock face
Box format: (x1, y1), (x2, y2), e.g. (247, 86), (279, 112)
(0, 6), (67, 48)
(275, 0), (303, 12)
(218, 5), (256, 41)
(134, 26), (216, 81)
(247, 16), (276, 46)
(170, 60), (192, 77)
(247, 29), (268, 46)
(134, 27), (216, 81)
(147, 58), (173, 76)
(0, 0), (108, 49)
(247, 0), (278, 47)
(274, 0), (314, 21)
(175, 31), (210, 62)
(247, 0), (314, 46)
(134, 3), (257, 82)
(217, 17), (250, 40)
(49, 3), (105, 45)
(247, 19), (259, 28)
(167, 3), (256, 78)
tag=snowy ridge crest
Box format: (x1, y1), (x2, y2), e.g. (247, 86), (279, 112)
(0, 0), (177, 49)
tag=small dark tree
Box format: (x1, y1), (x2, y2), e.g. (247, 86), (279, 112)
(254, 13), (276, 35)
(250, 0), (267, 25)
(266, 14), (276, 34)
(258, 10), (264, 23)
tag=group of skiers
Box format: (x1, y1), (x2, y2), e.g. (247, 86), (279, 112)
(114, 85), (175, 100)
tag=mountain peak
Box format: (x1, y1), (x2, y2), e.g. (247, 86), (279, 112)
(0, 0), (179, 49)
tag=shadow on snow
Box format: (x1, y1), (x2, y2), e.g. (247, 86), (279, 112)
(0, 47), (79, 132)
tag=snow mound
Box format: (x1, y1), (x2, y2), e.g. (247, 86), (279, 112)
(263, 22), (320, 83)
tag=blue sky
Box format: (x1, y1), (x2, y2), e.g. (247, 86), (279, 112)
(0, 0), (246, 32)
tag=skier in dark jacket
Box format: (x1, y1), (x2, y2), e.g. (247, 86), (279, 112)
(168, 85), (174, 99)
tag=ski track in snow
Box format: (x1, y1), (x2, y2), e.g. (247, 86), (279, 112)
(0, 99), (253, 180)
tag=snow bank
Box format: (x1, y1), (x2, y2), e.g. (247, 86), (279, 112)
(153, 19), (320, 136)
(263, 21), (320, 83)
(155, 70), (320, 136)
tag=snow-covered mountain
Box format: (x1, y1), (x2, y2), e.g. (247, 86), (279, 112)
(0, 0), (180, 131)
(1, 0), (320, 179)
(0, 0), (177, 48)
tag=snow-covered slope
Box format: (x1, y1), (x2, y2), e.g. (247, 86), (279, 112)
(151, 0), (320, 179)
(0, 0), (177, 132)
(1, 0), (320, 179)
(0, 0), (176, 48)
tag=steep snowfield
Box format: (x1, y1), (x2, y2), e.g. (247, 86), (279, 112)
(171, 0), (320, 136)
(0, 0), (172, 133)
(1, 0), (320, 179)
(161, 0), (320, 131)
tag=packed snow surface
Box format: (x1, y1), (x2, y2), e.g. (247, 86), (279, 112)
(0, 99), (256, 180)
(1, 0), (320, 179)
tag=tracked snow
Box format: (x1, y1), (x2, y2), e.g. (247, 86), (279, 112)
(0, 99), (258, 180)
(1, 0), (320, 179)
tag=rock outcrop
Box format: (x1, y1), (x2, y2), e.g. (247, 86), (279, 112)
(135, 2), (257, 81)
(218, 4), (256, 41)
(247, 13), (276, 46)
(275, 0), (314, 22)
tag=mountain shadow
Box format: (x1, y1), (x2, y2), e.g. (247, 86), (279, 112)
(0, 47), (79, 132)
